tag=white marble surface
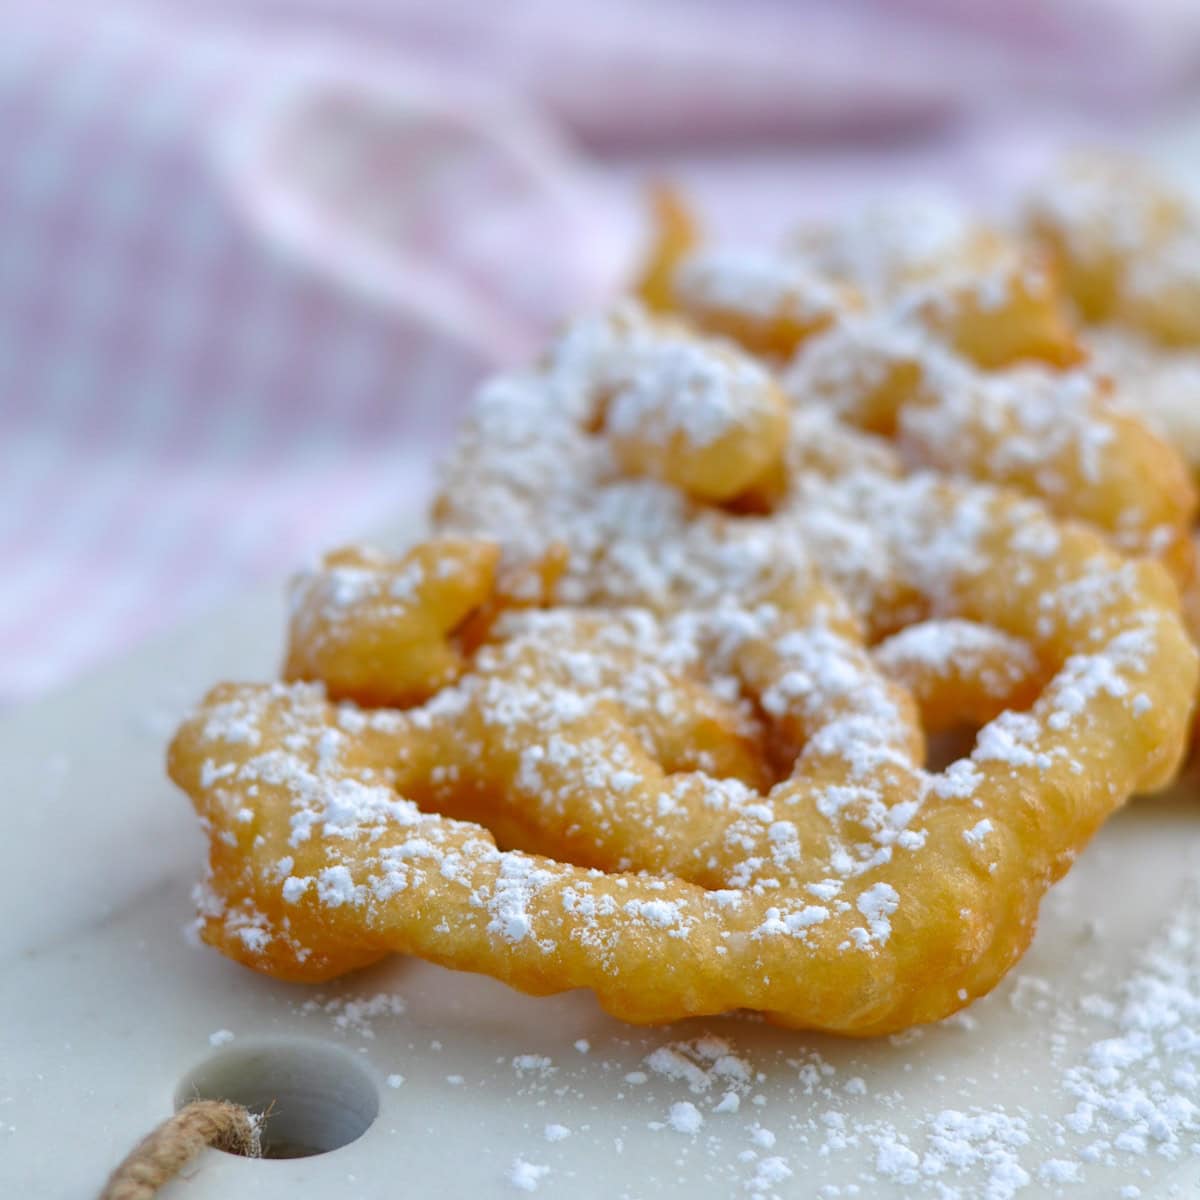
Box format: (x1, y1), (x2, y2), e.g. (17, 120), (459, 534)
(3, 555), (1200, 1199)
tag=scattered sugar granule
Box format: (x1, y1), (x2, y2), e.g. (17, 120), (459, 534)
(574, 1039), (591, 1055)
(446, 1074), (464, 1086)
(386, 1074), (404, 1089)
(874, 1138), (920, 1177)
(645, 1046), (710, 1092)
(645, 1038), (753, 1095)
(714, 1091), (741, 1114)
(964, 818), (994, 847)
(543, 1123), (571, 1142)
(508, 1158), (550, 1192)
(208, 1029), (234, 1047)
(299, 992), (407, 1039)
(873, 1107), (1031, 1199)
(751, 1126), (777, 1149)
(513, 1054), (554, 1073)
(1038, 1158), (1082, 1184)
(668, 1101), (704, 1135)
(749, 1155), (793, 1195)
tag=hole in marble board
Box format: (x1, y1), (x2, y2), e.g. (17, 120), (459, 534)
(175, 1038), (379, 1159)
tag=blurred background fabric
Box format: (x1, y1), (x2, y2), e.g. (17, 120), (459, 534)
(4, 1), (1200, 702)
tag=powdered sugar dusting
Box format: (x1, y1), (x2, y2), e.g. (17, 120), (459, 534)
(675, 247), (842, 324)
(297, 991), (407, 1038)
(507, 1157), (550, 1192)
(667, 1100), (704, 1135)
(234, 834), (1200, 1198)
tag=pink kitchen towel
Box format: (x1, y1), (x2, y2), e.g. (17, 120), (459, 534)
(0, 8), (630, 700)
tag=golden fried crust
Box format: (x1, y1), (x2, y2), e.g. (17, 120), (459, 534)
(872, 619), (1046, 733)
(786, 336), (1198, 567)
(646, 197), (1196, 588)
(282, 540), (500, 708)
(1027, 153), (1200, 346)
(637, 184), (700, 315)
(1025, 156), (1200, 646)
(905, 257), (1082, 370)
(669, 250), (854, 359)
(599, 339), (790, 503)
(672, 204), (1079, 368)
(172, 490), (1196, 1035)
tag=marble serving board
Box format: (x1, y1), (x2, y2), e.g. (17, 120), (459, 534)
(2, 518), (1200, 1200)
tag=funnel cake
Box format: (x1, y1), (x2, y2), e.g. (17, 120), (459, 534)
(171, 311), (1198, 1035)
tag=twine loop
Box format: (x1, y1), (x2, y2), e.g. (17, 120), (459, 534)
(100, 1099), (262, 1199)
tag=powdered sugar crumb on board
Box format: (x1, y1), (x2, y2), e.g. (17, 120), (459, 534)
(367, 848), (1200, 1197)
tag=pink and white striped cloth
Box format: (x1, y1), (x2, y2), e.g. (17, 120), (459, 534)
(4, 1), (1200, 702)
(0, 8), (629, 699)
